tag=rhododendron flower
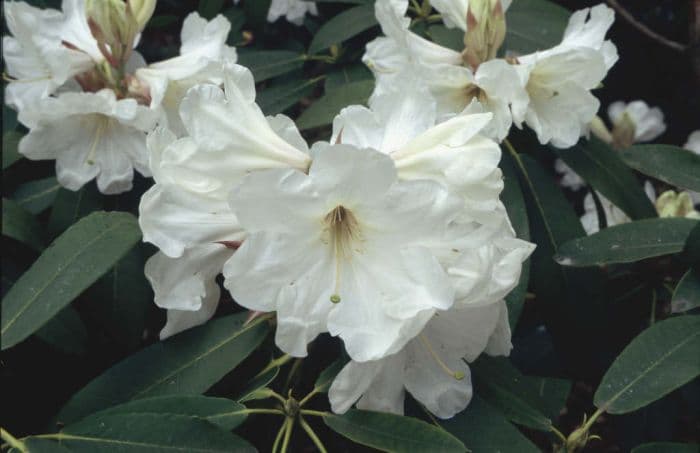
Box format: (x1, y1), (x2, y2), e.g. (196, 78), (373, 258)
(232, 0), (317, 25)
(139, 64), (311, 338)
(329, 300), (512, 418)
(607, 100), (666, 148)
(581, 182), (655, 235)
(685, 131), (700, 155)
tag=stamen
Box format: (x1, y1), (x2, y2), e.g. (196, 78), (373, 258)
(86, 117), (108, 165)
(323, 205), (361, 304)
(419, 334), (465, 380)
(2, 72), (52, 84)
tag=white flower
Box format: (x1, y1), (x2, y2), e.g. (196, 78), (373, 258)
(429, 0), (512, 30)
(222, 144), (463, 361)
(608, 100), (666, 142)
(3, 0), (93, 109)
(139, 64), (311, 337)
(684, 130), (700, 155)
(365, 0), (527, 142)
(580, 182), (655, 235)
(136, 12), (237, 136)
(517, 4), (618, 148)
(555, 159), (585, 191)
(329, 300), (512, 419)
(18, 89), (158, 194)
(232, 0), (317, 25)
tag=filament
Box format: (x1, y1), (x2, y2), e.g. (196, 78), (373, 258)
(419, 334), (465, 380)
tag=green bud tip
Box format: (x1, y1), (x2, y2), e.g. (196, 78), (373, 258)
(330, 294), (341, 304)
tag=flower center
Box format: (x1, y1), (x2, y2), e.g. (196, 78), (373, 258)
(323, 205), (362, 304)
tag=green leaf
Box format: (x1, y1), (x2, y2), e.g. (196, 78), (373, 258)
(472, 357), (571, 431)
(314, 357), (348, 393)
(439, 396), (539, 453)
(554, 138), (657, 219)
(500, 149), (531, 328)
(297, 79), (374, 130)
(48, 185), (103, 238)
(631, 442), (700, 453)
(58, 413), (255, 452)
(56, 313), (269, 424)
(243, 0), (271, 28)
(223, 7), (245, 38)
(17, 438), (73, 453)
(95, 395), (248, 430)
(324, 64), (373, 91)
(1, 211), (141, 350)
(620, 145), (700, 192)
(237, 50), (305, 82)
(198, 0), (225, 19)
(35, 306), (88, 355)
(3, 104), (18, 132)
(594, 315), (700, 414)
(555, 218), (700, 267)
(504, 0), (569, 54)
(672, 268), (700, 313)
(12, 177), (61, 214)
(2, 198), (44, 251)
(308, 4), (377, 54)
(257, 76), (322, 115)
(324, 409), (466, 453)
(682, 222), (700, 264)
(2, 130), (23, 169)
(427, 25), (464, 51)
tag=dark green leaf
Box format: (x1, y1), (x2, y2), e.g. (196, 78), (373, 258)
(3, 104), (18, 132)
(428, 25), (463, 51)
(56, 313), (269, 424)
(672, 268), (700, 313)
(594, 315), (700, 414)
(631, 442), (699, 453)
(237, 366), (280, 402)
(198, 0), (225, 19)
(439, 396), (539, 453)
(12, 177), (61, 214)
(59, 413), (255, 452)
(620, 145), (700, 192)
(556, 218), (699, 267)
(2, 130), (23, 169)
(19, 438), (73, 453)
(147, 15), (179, 28)
(504, 0), (569, 54)
(308, 4), (377, 54)
(297, 79), (374, 130)
(95, 395), (248, 430)
(243, 0), (271, 27)
(257, 77), (322, 115)
(237, 50), (305, 82)
(554, 138), (657, 219)
(324, 409), (466, 453)
(2, 198), (44, 251)
(681, 218), (700, 265)
(35, 306), (88, 355)
(1, 212), (141, 350)
(325, 64), (373, 91)
(48, 185), (103, 238)
(314, 357), (348, 393)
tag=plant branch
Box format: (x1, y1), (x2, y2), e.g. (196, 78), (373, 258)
(606, 0), (687, 52)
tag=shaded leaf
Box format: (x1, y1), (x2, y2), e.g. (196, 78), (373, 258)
(198, 0), (225, 19)
(314, 357), (348, 393)
(237, 366), (280, 402)
(2, 130), (23, 169)
(11, 177), (61, 214)
(2, 198), (44, 251)
(504, 0), (569, 55)
(428, 25), (463, 51)
(237, 50), (305, 82)
(672, 268), (700, 313)
(621, 145), (700, 192)
(257, 76), (322, 115)
(631, 442), (699, 453)
(308, 4), (377, 54)
(35, 306), (88, 355)
(325, 64), (372, 91)
(297, 79), (374, 130)
(48, 185), (103, 239)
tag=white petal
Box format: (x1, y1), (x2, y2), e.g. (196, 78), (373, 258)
(484, 301), (513, 356)
(329, 360), (384, 414)
(356, 353), (407, 415)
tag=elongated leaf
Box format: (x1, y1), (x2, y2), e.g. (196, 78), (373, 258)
(631, 442), (699, 453)
(620, 145), (700, 192)
(504, 0), (569, 54)
(672, 268), (700, 313)
(556, 218), (699, 267)
(473, 357), (571, 430)
(2, 198), (44, 251)
(681, 220), (700, 265)
(2, 212), (141, 349)
(297, 79), (374, 130)
(428, 25), (463, 51)
(96, 395), (247, 430)
(48, 185), (103, 238)
(324, 64), (372, 91)
(198, 0), (225, 19)
(314, 357), (348, 393)
(324, 409), (466, 453)
(237, 50), (305, 82)
(12, 177), (61, 214)
(58, 413), (255, 452)
(594, 315), (700, 414)
(257, 76), (322, 115)
(14, 438), (73, 453)
(308, 4), (377, 54)
(439, 396), (539, 453)
(2, 130), (23, 169)
(237, 366), (280, 402)
(35, 306), (88, 355)
(57, 313), (269, 424)
(555, 138), (657, 219)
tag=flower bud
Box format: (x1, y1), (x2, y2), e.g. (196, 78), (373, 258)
(462, 0), (506, 69)
(655, 190), (700, 219)
(611, 112), (636, 149)
(589, 115), (613, 144)
(86, 0), (139, 67)
(129, 0), (157, 32)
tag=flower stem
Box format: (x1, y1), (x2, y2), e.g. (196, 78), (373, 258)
(280, 418), (294, 453)
(300, 409), (329, 418)
(271, 418), (290, 453)
(299, 417), (328, 453)
(1, 428), (27, 453)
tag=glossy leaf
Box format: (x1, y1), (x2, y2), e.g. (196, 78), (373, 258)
(504, 0), (569, 55)
(324, 64), (372, 91)
(620, 145), (700, 192)
(308, 4), (377, 54)
(428, 25), (463, 51)
(11, 177), (61, 214)
(2, 198), (44, 251)
(35, 306), (88, 355)
(56, 313), (269, 424)
(296, 79), (374, 130)
(594, 315), (700, 414)
(439, 396), (540, 453)
(237, 50), (305, 82)
(48, 185), (103, 238)
(556, 218), (699, 267)
(257, 76), (322, 115)
(237, 366), (280, 402)
(314, 357), (348, 394)
(2, 130), (23, 169)
(672, 268), (700, 313)
(555, 138), (657, 219)
(324, 409), (466, 453)
(95, 395), (248, 430)
(2, 212), (141, 350)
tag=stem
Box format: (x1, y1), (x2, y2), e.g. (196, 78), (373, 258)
(283, 358), (304, 394)
(583, 408), (605, 432)
(299, 417), (328, 453)
(605, 0), (687, 52)
(271, 418), (290, 453)
(0, 429), (27, 453)
(649, 288), (657, 325)
(550, 425), (567, 443)
(298, 389), (318, 407)
(300, 409), (329, 418)
(242, 408), (285, 416)
(280, 418), (294, 453)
